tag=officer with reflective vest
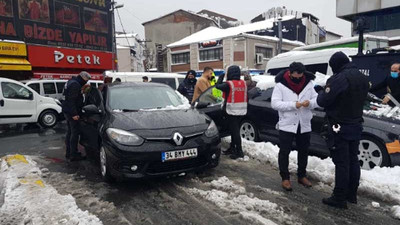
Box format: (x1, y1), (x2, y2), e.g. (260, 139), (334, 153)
(317, 52), (369, 209)
(216, 65), (248, 159)
(210, 72), (223, 101)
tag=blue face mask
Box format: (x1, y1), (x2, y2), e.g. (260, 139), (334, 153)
(391, 72), (399, 79)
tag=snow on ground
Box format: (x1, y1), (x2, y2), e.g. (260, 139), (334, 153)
(224, 138), (400, 219)
(184, 176), (300, 225)
(392, 206), (400, 219)
(0, 155), (102, 225)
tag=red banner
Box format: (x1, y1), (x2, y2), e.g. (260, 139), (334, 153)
(28, 45), (113, 70)
(33, 71), (103, 80)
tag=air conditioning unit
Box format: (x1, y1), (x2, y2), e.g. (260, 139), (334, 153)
(256, 53), (264, 65)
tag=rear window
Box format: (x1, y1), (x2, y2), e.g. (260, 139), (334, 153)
(43, 82), (56, 94)
(28, 83), (40, 94)
(56, 82), (66, 94)
(151, 78), (177, 89)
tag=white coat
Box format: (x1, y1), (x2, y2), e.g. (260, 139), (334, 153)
(271, 77), (319, 134)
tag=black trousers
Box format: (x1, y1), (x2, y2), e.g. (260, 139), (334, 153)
(227, 115), (243, 155)
(331, 134), (361, 200)
(278, 127), (310, 180)
(64, 113), (81, 158)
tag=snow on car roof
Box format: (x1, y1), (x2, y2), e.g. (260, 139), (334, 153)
(168, 15), (301, 48)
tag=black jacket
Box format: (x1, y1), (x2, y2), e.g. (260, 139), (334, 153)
(317, 63), (369, 125)
(62, 76), (86, 116)
(178, 75), (197, 102)
(275, 69), (316, 93)
(370, 75), (400, 105)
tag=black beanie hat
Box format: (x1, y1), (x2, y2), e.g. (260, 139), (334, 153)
(329, 51), (350, 74)
(227, 65), (241, 80)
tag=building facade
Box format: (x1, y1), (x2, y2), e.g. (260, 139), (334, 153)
(0, 0), (113, 80)
(142, 9), (219, 71)
(167, 32), (303, 73)
(336, 0), (400, 37)
(116, 33), (146, 72)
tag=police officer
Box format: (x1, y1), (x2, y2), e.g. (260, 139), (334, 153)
(216, 65), (247, 159)
(62, 71), (91, 161)
(317, 52), (369, 209)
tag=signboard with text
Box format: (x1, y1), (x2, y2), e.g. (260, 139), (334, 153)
(28, 45), (113, 69)
(0, 0), (112, 52)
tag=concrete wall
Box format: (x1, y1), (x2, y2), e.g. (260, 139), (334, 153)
(337, 0), (400, 17)
(144, 11), (217, 69)
(117, 47), (132, 72)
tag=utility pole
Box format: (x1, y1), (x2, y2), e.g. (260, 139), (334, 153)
(110, 1), (124, 72)
(277, 17), (282, 54)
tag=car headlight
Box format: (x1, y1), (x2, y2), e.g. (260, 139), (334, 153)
(205, 120), (219, 137)
(54, 99), (62, 106)
(106, 128), (144, 146)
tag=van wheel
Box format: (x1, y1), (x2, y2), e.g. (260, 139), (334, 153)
(100, 146), (115, 182)
(38, 110), (58, 128)
(358, 135), (390, 170)
(240, 120), (259, 142)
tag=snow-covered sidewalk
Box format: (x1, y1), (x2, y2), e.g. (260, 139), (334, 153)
(0, 155), (102, 225)
(229, 138), (400, 219)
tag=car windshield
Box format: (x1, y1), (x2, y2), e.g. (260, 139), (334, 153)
(108, 86), (184, 111)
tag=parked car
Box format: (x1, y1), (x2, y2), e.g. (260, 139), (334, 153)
(195, 86), (400, 170)
(105, 71), (185, 90)
(79, 82), (221, 181)
(24, 79), (103, 101)
(0, 78), (62, 128)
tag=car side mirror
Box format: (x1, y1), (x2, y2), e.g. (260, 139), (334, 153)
(82, 104), (101, 114)
(196, 102), (210, 109)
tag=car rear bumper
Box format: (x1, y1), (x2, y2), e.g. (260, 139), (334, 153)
(103, 138), (221, 179)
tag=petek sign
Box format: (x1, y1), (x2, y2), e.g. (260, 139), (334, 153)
(28, 45), (112, 70)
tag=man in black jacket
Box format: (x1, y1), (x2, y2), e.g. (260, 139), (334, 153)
(317, 52), (369, 209)
(370, 63), (400, 105)
(178, 70), (197, 102)
(62, 71), (91, 161)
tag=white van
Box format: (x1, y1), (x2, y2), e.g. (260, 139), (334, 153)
(24, 79), (103, 101)
(0, 78), (62, 128)
(105, 72), (185, 90)
(265, 48), (359, 76)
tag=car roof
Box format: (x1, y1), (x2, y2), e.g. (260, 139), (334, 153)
(105, 71), (185, 78)
(108, 81), (171, 89)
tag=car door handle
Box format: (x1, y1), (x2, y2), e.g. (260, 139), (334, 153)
(0, 99), (4, 107)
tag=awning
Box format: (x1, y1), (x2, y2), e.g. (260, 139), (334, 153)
(32, 71), (103, 80)
(0, 57), (31, 71)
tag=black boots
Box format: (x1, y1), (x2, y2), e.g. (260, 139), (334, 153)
(322, 196), (348, 209)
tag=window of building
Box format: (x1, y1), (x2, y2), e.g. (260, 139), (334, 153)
(256, 46), (273, 59)
(199, 48), (223, 61)
(356, 8), (400, 33)
(171, 52), (190, 65)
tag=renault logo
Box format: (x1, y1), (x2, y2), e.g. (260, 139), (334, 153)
(173, 133), (183, 146)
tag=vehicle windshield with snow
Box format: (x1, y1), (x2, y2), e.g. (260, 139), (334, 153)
(78, 82), (221, 181)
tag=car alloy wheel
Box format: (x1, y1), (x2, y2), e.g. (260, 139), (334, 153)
(240, 121), (258, 142)
(358, 136), (390, 170)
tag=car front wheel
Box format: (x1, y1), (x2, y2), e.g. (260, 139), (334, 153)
(38, 110), (58, 128)
(100, 146), (114, 182)
(358, 135), (390, 170)
(240, 120), (259, 142)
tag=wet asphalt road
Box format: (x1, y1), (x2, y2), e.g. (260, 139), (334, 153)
(0, 123), (399, 225)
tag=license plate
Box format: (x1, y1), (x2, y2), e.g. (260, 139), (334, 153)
(162, 148), (198, 162)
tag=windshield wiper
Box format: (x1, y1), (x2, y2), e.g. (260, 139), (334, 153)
(121, 109), (139, 112)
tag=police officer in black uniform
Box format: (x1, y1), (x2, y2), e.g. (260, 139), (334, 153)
(317, 52), (369, 209)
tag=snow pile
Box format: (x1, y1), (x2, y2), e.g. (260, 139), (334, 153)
(254, 75), (276, 90)
(228, 139), (400, 219)
(185, 176), (300, 225)
(392, 206), (400, 219)
(0, 155), (102, 225)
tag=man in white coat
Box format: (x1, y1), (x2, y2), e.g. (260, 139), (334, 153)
(271, 62), (319, 191)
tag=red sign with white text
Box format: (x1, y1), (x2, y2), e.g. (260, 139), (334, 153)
(28, 45), (113, 70)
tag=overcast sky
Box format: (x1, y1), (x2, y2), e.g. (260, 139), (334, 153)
(114, 0), (351, 40)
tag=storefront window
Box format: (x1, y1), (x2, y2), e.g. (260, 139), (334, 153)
(256, 46), (273, 59)
(199, 48), (223, 61)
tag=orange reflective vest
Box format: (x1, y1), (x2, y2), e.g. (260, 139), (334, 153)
(223, 80), (248, 115)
